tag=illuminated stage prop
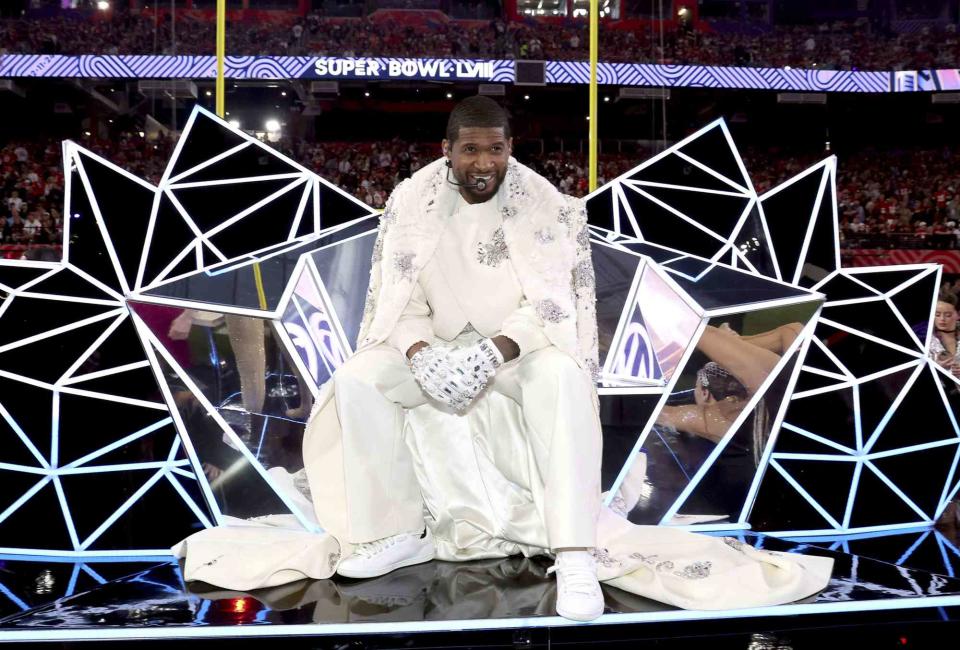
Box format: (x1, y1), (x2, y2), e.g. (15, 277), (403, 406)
(0, 107), (959, 639)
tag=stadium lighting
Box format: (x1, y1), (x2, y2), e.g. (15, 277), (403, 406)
(205, 90), (212, 97)
(265, 119), (281, 132)
(604, 96), (610, 102)
(97, 1), (110, 10)
(281, 91), (287, 97)
(446, 92), (453, 99)
(677, 6), (689, 18)
(364, 92), (370, 97)
(524, 94), (530, 100)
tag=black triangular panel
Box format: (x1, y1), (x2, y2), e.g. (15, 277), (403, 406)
(749, 460), (834, 531)
(775, 458), (857, 526)
(853, 269), (927, 295)
(733, 203), (777, 279)
(66, 166), (123, 293)
(792, 369), (848, 394)
(817, 273), (883, 302)
(761, 169), (824, 283)
(782, 386), (857, 450)
(0, 411), (45, 468)
(318, 184), (375, 230)
(628, 150), (740, 193)
(585, 185), (616, 231)
(168, 112), (249, 179)
(636, 185), (749, 240)
(622, 186), (725, 259)
(72, 420), (178, 468)
(801, 340), (849, 376)
(675, 125), (750, 189)
(0, 376), (53, 462)
(821, 300), (924, 353)
(798, 180), (838, 288)
(773, 426), (850, 455)
(816, 323), (919, 378)
(0, 294), (113, 348)
(0, 481), (72, 549)
(140, 193), (197, 288)
(872, 445), (958, 518)
(57, 394), (168, 467)
(74, 473), (209, 551)
(870, 366), (959, 453)
(22, 267), (116, 301)
(91, 313), (152, 369)
(60, 468), (158, 543)
(77, 151), (156, 291)
(0, 266), (57, 291)
(849, 463), (926, 528)
(0, 316), (117, 384)
(889, 272), (938, 342)
(175, 142), (301, 184)
(207, 181), (307, 259)
(159, 252), (202, 284)
(68, 365), (162, 403)
(857, 366), (916, 447)
(171, 177), (295, 234)
(168, 470), (215, 525)
(296, 191), (317, 239)
(0, 472), (48, 523)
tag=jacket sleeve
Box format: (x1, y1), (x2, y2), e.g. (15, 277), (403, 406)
(499, 299), (551, 360)
(386, 280), (435, 357)
(569, 196), (600, 379)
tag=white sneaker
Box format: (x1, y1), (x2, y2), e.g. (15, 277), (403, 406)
(548, 551), (605, 622)
(336, 529), (435, 579)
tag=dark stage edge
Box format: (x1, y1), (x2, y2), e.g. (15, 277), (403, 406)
(0, 533), (960, 643)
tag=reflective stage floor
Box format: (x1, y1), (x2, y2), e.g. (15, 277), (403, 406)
(1, 525), (959, 647)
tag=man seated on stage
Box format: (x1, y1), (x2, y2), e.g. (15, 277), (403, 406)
(320, 96), (605, 621)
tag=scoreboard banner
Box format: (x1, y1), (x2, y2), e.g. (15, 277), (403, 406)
(0, 53), (957, 93)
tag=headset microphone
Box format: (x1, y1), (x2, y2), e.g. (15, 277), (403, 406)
(445, 165), (489, 191)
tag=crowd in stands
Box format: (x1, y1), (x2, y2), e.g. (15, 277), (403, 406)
(0, 133), (174, 256)
(5, 131), (960, 254)
(2, 8), (958, 71)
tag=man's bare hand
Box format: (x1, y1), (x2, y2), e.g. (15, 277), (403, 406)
(406, 341), (430, 360)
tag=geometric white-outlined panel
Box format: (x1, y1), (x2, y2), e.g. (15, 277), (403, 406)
(749, 265), (960, 535)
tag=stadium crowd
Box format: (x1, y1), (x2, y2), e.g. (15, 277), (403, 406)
(1, 8), (958, 71)
(5, 132), (960, 254)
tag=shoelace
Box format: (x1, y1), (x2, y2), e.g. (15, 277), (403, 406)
(353, 534), (403, 559)
(547, 561), (600, 595)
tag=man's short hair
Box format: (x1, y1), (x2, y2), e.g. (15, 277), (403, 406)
(445, 96), (511, 144)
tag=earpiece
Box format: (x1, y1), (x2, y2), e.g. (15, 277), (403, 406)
(445, 158), (452, 167)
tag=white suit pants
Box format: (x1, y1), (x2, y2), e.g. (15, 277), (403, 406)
(332, 343), (602, 550)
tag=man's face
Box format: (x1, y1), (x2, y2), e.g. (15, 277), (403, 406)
(443, 127), (512, 204)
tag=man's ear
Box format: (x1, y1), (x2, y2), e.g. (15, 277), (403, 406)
(507, 137), (514, 156)
(441, 138), (450, 158)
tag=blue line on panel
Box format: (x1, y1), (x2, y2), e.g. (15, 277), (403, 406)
(896, 530), (930, 566)
(936, 534), (956, 578)
(0, 582), (29, 611)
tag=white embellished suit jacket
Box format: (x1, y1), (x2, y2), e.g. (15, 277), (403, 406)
(356, 156), (600, 378)
(302, 156), (600, 545)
